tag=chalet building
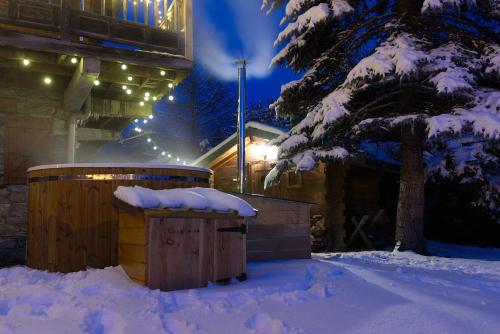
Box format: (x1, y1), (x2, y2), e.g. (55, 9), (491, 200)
(193, 122), (400, 252)
(0, 0), (193, 264)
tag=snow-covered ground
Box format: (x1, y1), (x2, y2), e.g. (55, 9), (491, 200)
(1, 242), (499, 334)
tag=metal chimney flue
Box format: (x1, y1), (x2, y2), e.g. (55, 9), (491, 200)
(236, 60), (247, 193)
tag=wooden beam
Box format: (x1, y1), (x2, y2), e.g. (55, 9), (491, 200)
(184, 0), (193, 60)
(0, 29), (193, 70)
(77, 128), (120, 141)
(91, 97), (152, 118)
(64, 57), (101, 113)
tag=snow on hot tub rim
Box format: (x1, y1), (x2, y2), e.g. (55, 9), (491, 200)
(27, 163), (213, 174)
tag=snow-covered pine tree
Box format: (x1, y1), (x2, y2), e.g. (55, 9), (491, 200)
(262, 0), (500, 253)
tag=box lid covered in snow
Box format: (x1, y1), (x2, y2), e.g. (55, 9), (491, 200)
(114, 186), (257, 217)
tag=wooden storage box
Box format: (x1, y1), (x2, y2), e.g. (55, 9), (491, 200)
(114, 198), (247, 292)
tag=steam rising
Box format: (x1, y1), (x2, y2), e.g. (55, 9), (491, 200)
(197, 0), (277, 81)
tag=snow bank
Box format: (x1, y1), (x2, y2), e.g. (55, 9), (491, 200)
(113, 186), (257, 217)
(1, 242), (500, 333)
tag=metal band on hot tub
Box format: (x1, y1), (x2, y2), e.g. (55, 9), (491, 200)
(28, 174), (210, 184)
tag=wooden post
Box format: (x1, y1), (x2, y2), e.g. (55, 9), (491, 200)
(134, 0), (138, 22)
(153, 0), (159, 26)
(183, 0), (193, 60)
(122, 0), (127, 20)
(64, 57), (101, 113)
(61, 0), (71, 41)
(325, 161), (349, 251)
(144, 0), (149, 25)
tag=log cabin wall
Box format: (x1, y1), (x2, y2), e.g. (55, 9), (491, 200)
(0, 69), (68, 266)
(211, 146), (326, 219)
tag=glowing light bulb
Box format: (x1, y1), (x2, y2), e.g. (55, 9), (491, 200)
(70, 57), (78, 64)
(122, 85), (127, 90)
(134, 119), (139, 123)
(160, 70), (166, 76)
(147, 138), (151, 142)
(168, 95), (174, 101)
(162, 151), (166, 156)
(22, 59), (30, 66)
(167, 154), (171, 158)
(140, 101), (145, 106)
(148, 115), (153, 119)
(126, 89), (132, 95)
(152, 96), (157, 101)
(183, 161), (186, 165)
(127, 76), (133, 81)
(144, 96), (149, 101)
(176, 157), (180, 162)
(93, 80), (100, 86)
(143, 119), (148, 124)
(153, 146), (157, 150)
(168, 82), (174, 88)
(121, 64), (127, 70)
(144, 92), (150, 97)
(43, 77), (52, 85)
(137, 128), (142, 133)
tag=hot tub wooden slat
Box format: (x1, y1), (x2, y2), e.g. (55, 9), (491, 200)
(27, 165), (212, 273)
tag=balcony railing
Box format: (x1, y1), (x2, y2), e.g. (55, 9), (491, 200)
(4, 0), (192, 59)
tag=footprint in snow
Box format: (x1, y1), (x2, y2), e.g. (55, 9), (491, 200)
(245, 312), (304, 334)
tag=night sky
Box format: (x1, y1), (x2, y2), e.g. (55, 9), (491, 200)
(194, 0), (297, 104)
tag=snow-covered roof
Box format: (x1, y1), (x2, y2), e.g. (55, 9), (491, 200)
(114, 186), (257, 217)
(192, 122), (286, 168)
(27, 163), (212, 174)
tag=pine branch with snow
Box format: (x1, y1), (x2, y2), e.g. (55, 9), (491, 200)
(262, 0), (500, 252)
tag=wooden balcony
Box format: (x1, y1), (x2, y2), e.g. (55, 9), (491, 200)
(0, 0), (193, 64)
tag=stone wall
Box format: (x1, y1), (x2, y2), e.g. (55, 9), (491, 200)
(0, 69), (67, 266)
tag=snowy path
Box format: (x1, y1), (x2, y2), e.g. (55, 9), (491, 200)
(0, 244), (499, 334)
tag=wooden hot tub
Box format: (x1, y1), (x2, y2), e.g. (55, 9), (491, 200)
(27, 163), (212, 273)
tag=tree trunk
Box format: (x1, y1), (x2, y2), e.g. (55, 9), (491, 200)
(395, 126), (426, 254)
(325, 161), (348, 251)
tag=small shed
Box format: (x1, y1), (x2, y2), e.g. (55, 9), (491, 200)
(113, 186), (256, 291)
(193, 122), (399, 252)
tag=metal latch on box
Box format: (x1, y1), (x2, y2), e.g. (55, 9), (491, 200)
(217, 224), (247, 235)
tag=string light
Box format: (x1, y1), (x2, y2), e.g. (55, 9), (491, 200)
(152, 96), (157, 101)
(176, 157), (180, 162)
(147, 138), (152, 142)
(122, 85), (127, 90)
(22, 59), (30, 66)
(162, 151), (166, 156)
(148, 115), (153, 119)
(134, 119), (139, 123)
(168, 154), (172, 158)
(140, 101), (145, 106)
(93, 80), (100, 86)
(183, 161), (187, 165)
(168, 82), (174, 88)
(127, 76), (133, 81)
(144, 96), (150, 101)
(43, 77), (52, 85)
(168, 95), (174, 101)
(153, 146), (158, 150)
(143, 119), (148, 124)
(160, 70), (166, 76)
(121, 64), (127, 70)
(70, 57), (78, 64)
(126, 89), (132, 95)
(144, 92), (150, 97)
